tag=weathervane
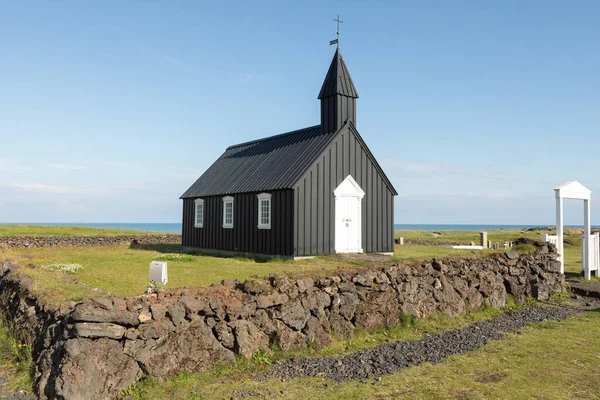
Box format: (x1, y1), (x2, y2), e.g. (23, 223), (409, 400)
(330, 15), (343, 47)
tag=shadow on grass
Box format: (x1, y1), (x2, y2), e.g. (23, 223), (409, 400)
(130, 243), (183, 253)
(129, 242), (279, 264)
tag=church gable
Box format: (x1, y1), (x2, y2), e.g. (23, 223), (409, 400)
(293, 121), (397, 196)
(292, 121), (396, 256)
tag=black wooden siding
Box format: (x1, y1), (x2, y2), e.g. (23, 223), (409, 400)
(320, 95), (356, 135)
(293, 125), (394, 256)
(182, 190), (294, 256)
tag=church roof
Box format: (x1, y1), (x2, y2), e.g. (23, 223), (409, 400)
(180, 126), (333, 198)
(318, 48), (359, 99)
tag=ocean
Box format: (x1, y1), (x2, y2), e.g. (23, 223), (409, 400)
(1, 222), (587, 234)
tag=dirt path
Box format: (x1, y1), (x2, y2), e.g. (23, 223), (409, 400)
(271, 301), (599, 382)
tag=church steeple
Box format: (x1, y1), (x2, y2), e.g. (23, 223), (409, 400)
(318, 48), (359, 134)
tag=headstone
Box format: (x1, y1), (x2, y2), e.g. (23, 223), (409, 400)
(493, 242), (499, 250)
(480, 232), (488, 249)
(149, 261), (168, 285)
(399, 237), (404, 245)
(488, 240), (492, 249)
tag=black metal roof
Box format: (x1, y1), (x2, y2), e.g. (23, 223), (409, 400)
(318, 48), (359, 99)
(180, 126), (334, 198)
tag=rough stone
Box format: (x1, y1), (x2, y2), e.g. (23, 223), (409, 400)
(55, 338), (142, 400)
(230, 320), (269, 357)
(273, 300), (310, 331)
(166, 302), (186, 326)
(437, 276), (466, 317)
(73, 322), (126, 339)
(138, 320), (174, 340)
(303, 316), (332, 350)
(208, 297), (226, 319)
(150, 303), (167, 321)
(336, 292), (360, 321)
(354, 290), (399, 330)
(71, 304), (139, 326)
(124, 328), (140, 340)
(214, 321), (235, 349)
(273, 320), (308, 351)
(296, 278), (314, 293)
(138, 309), (153, 324)
(179, 296), (208, 316)
(351, 273), (371, 287)
(225, 299), (256, 319)
(89, 297), (113, 310)
(249, 309), (277, 336)
(325, 313), (355, 338)
(300, 291), (331, 312)
(256, 292), (289, 308)
(141, 319), (236, 379)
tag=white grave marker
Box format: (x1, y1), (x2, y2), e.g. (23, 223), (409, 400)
(149, 261), (168, 285)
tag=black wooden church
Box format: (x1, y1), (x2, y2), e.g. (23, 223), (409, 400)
(180, 47), (397, 258)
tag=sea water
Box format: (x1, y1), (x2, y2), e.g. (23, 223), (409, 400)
(1, 222), (590, 234)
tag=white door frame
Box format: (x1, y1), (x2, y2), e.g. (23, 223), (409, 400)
(334, 175), (364, 253)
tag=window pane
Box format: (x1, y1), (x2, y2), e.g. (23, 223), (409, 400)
(259, 199), (270, 226)
(199, 204), (203, 224)
(225, 202), (233, 225)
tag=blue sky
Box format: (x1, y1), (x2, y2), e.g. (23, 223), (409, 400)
(1, 1), (599, 224)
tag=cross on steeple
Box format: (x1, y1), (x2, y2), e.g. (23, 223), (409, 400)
(330, 15), (343, 47)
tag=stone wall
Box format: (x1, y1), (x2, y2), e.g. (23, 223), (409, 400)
(0, 234), (181, 249)
(0, 239), (564, 399)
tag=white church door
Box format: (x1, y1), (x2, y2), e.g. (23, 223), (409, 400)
(334, 175), (365, 253)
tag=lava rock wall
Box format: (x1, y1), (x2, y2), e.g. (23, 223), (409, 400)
(0, 240), (564, 399)
(0, 234), (181, 249)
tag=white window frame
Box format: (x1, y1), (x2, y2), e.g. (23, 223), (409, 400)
(222, 196), (234, 229)
(257, 193), (271, 229)
(194, 198), (204, 228)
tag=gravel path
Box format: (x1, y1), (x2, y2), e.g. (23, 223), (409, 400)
(272, 302), (598, 382)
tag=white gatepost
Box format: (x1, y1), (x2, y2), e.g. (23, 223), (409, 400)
(554, 181), (597, 280)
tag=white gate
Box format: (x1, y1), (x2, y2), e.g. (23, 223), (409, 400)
(542, 234), (561, 263)
(582, 232), (600, 277)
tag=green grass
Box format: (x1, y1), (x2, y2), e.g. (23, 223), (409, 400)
(1, 245), (364, 303)
(0, 228), (587, 303)
(124, 308), (600, 400)
(0, 318), (33, 393)
(0, 224), (168, 237)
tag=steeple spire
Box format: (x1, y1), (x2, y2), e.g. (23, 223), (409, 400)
(318, 48), (359, 134)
